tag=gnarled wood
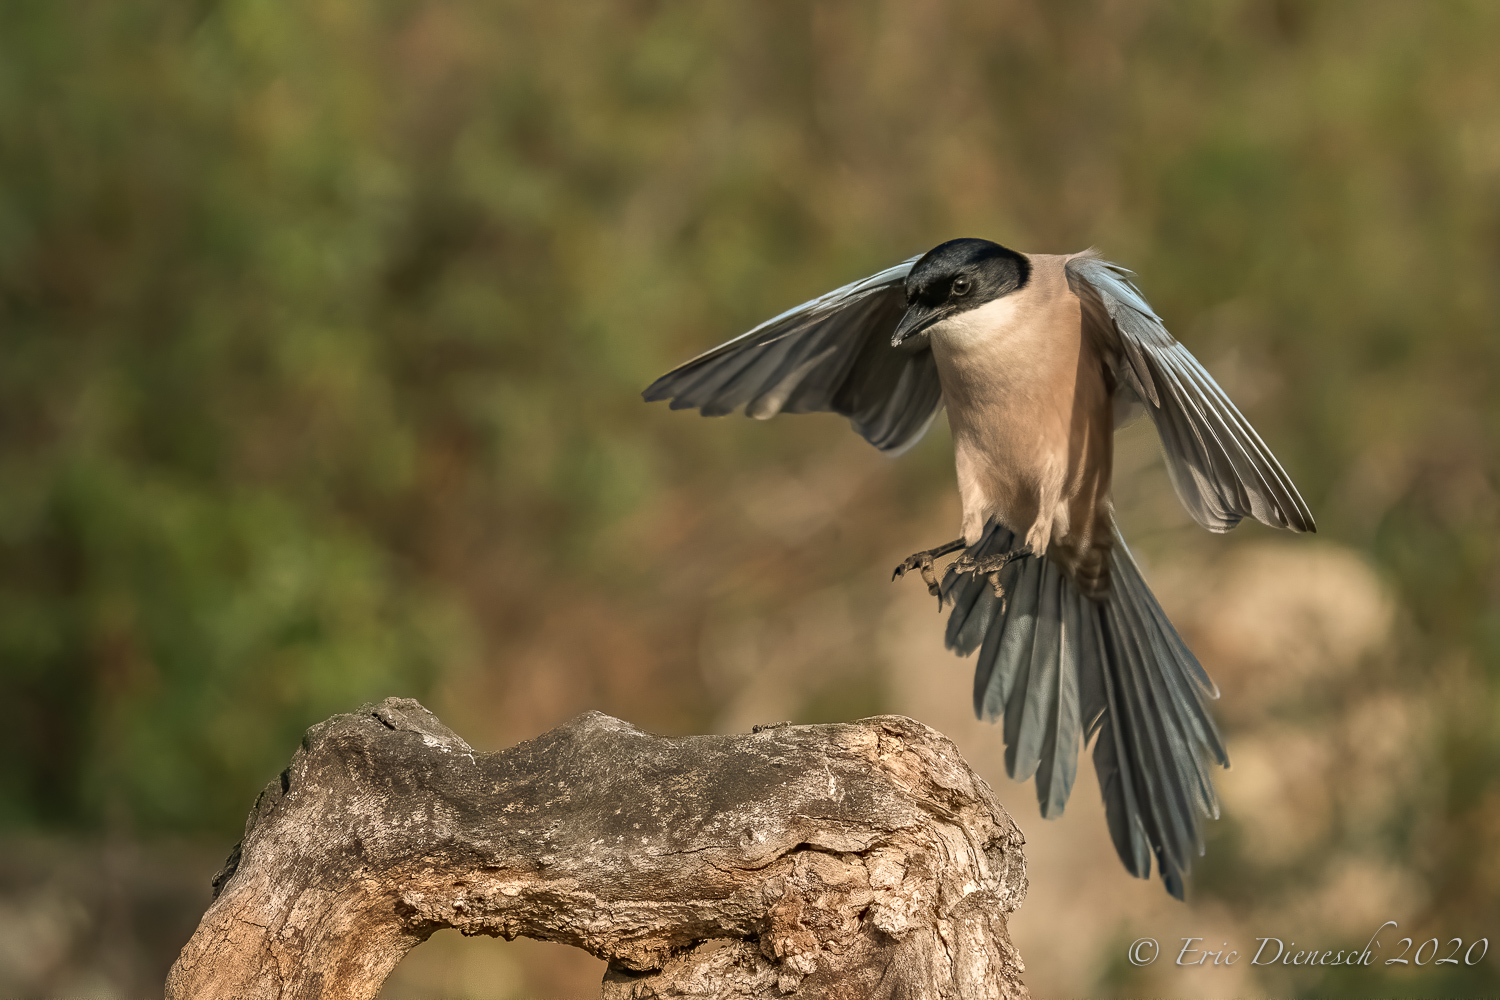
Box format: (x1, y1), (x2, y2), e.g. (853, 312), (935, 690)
(167, 698), (1029, 999)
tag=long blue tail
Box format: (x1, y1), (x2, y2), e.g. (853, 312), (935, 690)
(939, 518), (1227, 898)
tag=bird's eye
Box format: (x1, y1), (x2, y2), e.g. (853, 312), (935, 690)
(952, 276), (972, 296)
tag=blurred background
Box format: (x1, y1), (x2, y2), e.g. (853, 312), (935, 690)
(2, 0), (1497, 996)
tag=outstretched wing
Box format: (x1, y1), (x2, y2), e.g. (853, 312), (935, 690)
(1066, 255), (1316, 534)
(642, 257), (943, 454)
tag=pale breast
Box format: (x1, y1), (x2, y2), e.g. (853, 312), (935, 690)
(928, 255), (1086, 541)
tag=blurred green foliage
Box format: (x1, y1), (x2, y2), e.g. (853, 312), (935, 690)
(1, 0), (1498, 993)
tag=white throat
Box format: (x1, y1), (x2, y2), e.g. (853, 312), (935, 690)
(928, 290), (1031, 352)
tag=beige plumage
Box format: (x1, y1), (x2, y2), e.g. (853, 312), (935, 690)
(933, 253), (1116, 596)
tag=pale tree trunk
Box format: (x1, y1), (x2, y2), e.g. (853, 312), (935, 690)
(167, 697), (1030, 999)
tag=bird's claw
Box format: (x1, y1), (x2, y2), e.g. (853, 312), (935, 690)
(950, 546), (1033, 598)
(892, 552), (943, 598)
(893, 538), (968, 609)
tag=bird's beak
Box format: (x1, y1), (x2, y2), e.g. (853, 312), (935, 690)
(892, 303), (943, 348)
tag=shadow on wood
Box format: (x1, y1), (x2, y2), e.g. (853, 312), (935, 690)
(167, 697), (1030, 999)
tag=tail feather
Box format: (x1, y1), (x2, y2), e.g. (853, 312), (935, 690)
(1104, 584), (1200, 881)
(1086, 609), (1154, 879)
(992, 555), (1043, 713)
(1110, 533), (1226, 803)
(972, 585), (1011, 717)
(947, 563), (1003, 657)
(1005, 562), (1056, 784)
(939, 517), (1225, 898)
(1033, 569), (1082, 817)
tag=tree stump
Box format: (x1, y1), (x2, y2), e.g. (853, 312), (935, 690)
(166, 697), (1029, 999)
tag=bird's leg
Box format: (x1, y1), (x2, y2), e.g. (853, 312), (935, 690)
(950, 545), (1034, 598)
(892, 538), (967, 597)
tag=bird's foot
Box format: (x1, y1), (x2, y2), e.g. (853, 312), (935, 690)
(950, 545), (1033, 598)
(892, 538), (967, 599)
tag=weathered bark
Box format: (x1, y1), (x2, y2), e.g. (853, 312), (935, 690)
(167, 697), (1029, 999)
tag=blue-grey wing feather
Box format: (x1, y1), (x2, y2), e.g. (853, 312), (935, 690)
(1066, 256), (1316, 534)
(643, 257), (942, 454)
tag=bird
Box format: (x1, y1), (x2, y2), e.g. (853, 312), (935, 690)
(642, 238), (1315, 898)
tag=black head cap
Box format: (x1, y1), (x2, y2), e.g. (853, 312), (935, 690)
(892, 238), (1031, 346)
